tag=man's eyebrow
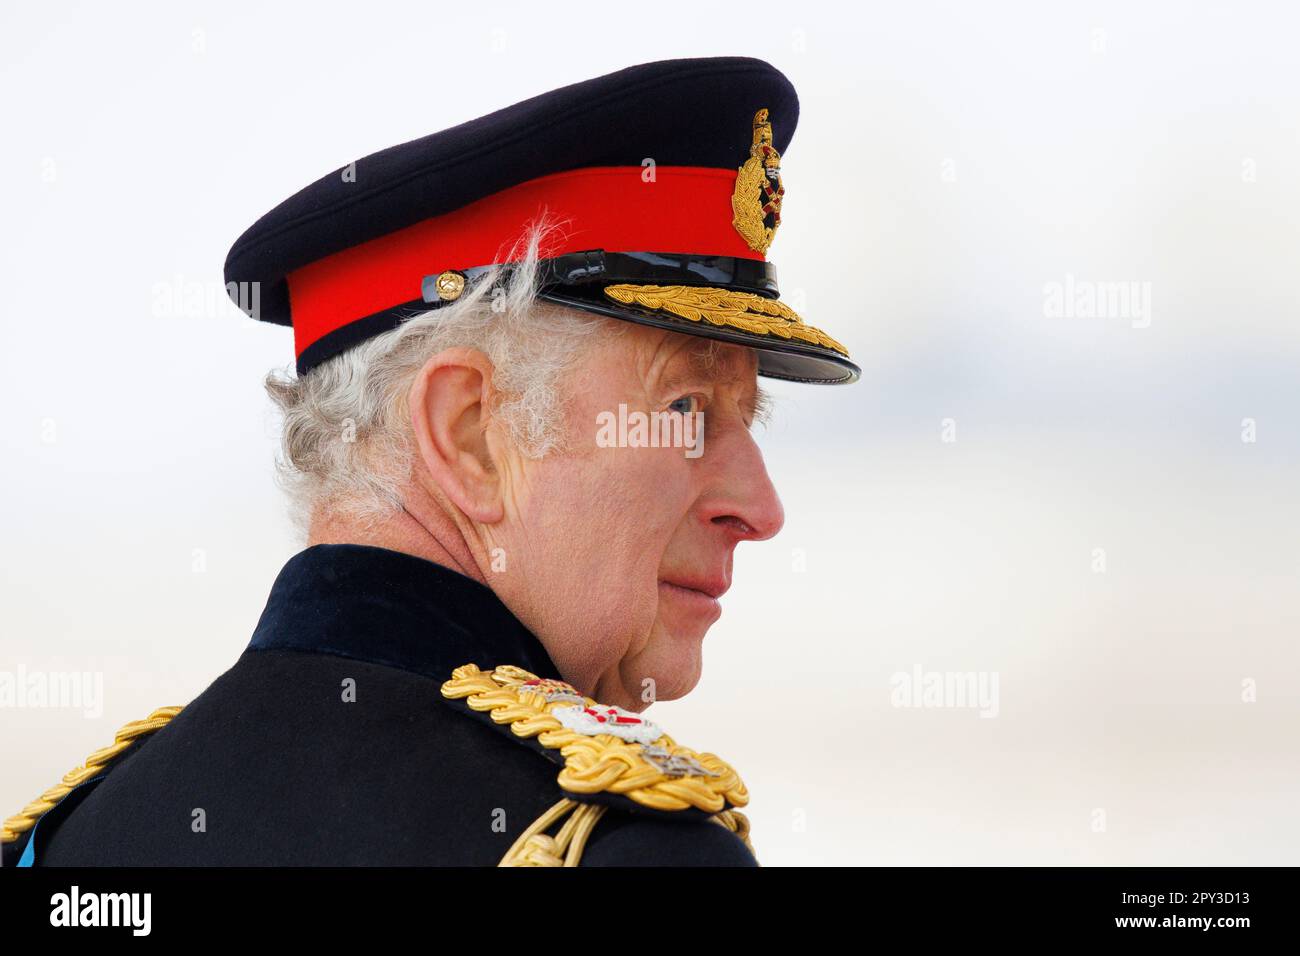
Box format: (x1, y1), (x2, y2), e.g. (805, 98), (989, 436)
(658, 367), (774, 428)
(657, 347), (753, 391)
(657, 367), (728, 392)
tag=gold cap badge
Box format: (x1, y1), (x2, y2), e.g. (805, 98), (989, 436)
(731, 108), (785, 255)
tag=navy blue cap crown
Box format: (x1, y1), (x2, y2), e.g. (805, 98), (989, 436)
(223, 57), (859, 384)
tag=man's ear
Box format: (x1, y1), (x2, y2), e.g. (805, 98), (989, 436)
(408, 347), (505, 524)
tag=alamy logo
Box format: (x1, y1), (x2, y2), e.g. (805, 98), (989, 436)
(49, 886), (151, 936)
(890, 665), (1000, 718)
(1043, 274), (1151, 328)
(595, 403), (704, 458)
(151, 276), (261, 320)
(0, 666), (103, 718)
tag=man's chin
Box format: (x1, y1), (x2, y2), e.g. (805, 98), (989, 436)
(640, 640), (705, 705)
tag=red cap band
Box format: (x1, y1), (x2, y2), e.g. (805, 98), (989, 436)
(285, 165), (759, 357)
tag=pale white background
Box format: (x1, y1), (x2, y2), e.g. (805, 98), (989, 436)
(2, 1), (1297, 865)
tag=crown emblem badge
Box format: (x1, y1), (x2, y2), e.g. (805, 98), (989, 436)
(731, 108), (785, 255)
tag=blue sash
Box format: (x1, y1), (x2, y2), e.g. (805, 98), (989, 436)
(16, 773), (107, 867)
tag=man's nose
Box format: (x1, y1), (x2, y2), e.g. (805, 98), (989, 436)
(700, 428), (785, 543)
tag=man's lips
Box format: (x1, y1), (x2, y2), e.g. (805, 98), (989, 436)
(657, 575), (727, 627)
(658, 575), (729, 600)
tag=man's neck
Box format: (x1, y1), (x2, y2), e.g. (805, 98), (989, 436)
(305, 487), (489, 586)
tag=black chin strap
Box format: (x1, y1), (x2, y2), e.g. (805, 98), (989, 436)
(423, 250), (780, 304)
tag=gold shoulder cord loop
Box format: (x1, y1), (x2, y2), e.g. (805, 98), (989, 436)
(501, 800), (757, 867)
(712, 808), (757, 859)
(498, 798), (608, 867)
(1, 705), (183, 844)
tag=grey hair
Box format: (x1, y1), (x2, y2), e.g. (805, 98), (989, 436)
(264, 217), (624, 533)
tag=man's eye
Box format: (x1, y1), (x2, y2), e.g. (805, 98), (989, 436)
(667, 395), (702, 415)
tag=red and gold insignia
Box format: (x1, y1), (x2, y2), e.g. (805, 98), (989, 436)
(731, 108), (785, 255)
(552, 702), (663, 744)
(441, 663), (745, 812)
(441, 663), (754, 866)
(514, 676), (586, 704)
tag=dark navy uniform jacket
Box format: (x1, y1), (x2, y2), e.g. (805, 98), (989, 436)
(4, 545), (756, 866)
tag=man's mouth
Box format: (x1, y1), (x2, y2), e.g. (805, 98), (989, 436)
(657, 581), (723, 621)
(658, 564), (731, 626)
(658, 575), (729, 600)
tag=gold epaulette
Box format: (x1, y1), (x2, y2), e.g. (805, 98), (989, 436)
(440, 663), (754, 867)
(1, 706), (184, 846)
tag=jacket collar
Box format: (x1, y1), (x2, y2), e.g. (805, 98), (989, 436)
(247, 543), (562, 681)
